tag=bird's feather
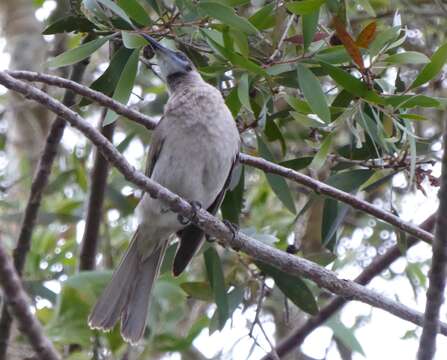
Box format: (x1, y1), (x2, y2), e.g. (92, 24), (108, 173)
(172, 156), (238, 276)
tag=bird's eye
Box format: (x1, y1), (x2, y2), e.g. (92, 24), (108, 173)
(176, 52), (188, 61)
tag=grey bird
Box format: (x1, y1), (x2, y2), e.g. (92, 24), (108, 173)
(88, 34), (240, 344)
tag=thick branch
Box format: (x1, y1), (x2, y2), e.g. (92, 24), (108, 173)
(417, 124), (447, 359)
(5, 70), (434, 245)
(0, 242), (60, 360)
(264, 214), (436, 359)
(0, 72), (445, 338)
(79, 112), (115, 271)
(0, 62), (88, 359)
(6, 70), (157, 129)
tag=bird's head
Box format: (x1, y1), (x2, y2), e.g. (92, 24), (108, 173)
(139, 33), (195, 82)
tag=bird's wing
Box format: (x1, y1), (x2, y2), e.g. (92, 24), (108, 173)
(172, 155), (239, 276)
(145, 117), (165, 178)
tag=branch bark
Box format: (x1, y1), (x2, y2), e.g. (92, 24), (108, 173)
(0, 241), (61, 360)
(0, 61), (89, 359)
(417, 124), (447, 359)
(263, 214), (436, 359)
(78, 110), (115, 271)
(4, 70), (434, 245)
(0, 72), (445, 338)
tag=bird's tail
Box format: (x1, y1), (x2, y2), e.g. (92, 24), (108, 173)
(88, 228), (167, 344)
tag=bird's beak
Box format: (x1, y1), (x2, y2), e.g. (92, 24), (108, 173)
(139, 33), (167, 52)
(139, 33), (190, 76)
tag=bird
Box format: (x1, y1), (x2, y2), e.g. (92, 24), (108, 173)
(88, 33), (240, 344)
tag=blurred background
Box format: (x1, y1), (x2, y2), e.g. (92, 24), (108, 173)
(0, 0), (447, 359)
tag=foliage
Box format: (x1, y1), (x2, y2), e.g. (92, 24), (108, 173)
(1, 0), (446, 358)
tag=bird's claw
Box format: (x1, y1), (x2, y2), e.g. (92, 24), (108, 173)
(177, 214), (190, 225)
(223, 220), (239, 240)
(177, 201), (202, 226)
(190, 201), (202, 223)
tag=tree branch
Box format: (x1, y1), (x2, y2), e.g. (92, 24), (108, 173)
(417, 124), (447, 359)
(0, 241), (61, 360)
(78, 110), (115, 271)
(4, 70), (434, 245)
(0, 72), (445, 338)
(6, 70), (157, 129)
(0, 62), (88, 359)
(239, 154), (433, 244)
(263, 214), (436, 360)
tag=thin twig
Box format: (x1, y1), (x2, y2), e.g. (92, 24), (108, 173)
(417, 122), (447, 359)
(0, 73), (445, 338)
(4, 70), (434, 245)
(0, 241), (61, 360)
(262, 214), (436, 359)
(268, 15), (296, 62)
(0, 59), (89, 359)
(239, 154), (434, 244)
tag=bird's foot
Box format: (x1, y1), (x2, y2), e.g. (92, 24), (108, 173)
(177, 201), (202, 226)
(177, 214), (190, 225)
(223, 220), (241, 251)
(223, 220), (239, 239)
(190, 201), (202, 223)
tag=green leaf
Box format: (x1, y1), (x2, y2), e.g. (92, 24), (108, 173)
(256, 262), (318, 315)
(383, 51), (430, 65)
(221, 166), (245, 224)
(384, 94), (440, 109)
(410, 43), (447, 89)
(319, 61), (384, 104)
(257, 136), (296, 213)
(117, 0), (151, 25)
(225, 86), (242, 117)
(43, 15), (96, 34)
(368, 26), (401, 57)
(297, 64), (331, 123)
(287, 0), (325, 15)
(96, 0), (133, 25)
(204, 247), (229, 330)
(248, 3), (275, 30)
(356, 0), (375, 16)
(302, 10), (320, 50)
(144, 0), (161, 14)
(310, 134), (332, 170)
(280, 157), (313, 170)
(155, 317), (209, 352)
(322, 170), (373, 250)
(237, 73), (252, 112)
(48, 35), (112, 68)
(104, 48), (140, 125)
(209, 287), (244, 334)
(400, 114), (427, 121)
(230, 30), (249, 58)
(180, 282), (213, 301)
(291, 111), (326, 128)
(286, 96), (312, 113)
(201, 29), (267, 76)
(80, 47), (134, 106)
(122, 31), (148, 48)
(327, 318), (365, 355)
(198, 1), (258, 34)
